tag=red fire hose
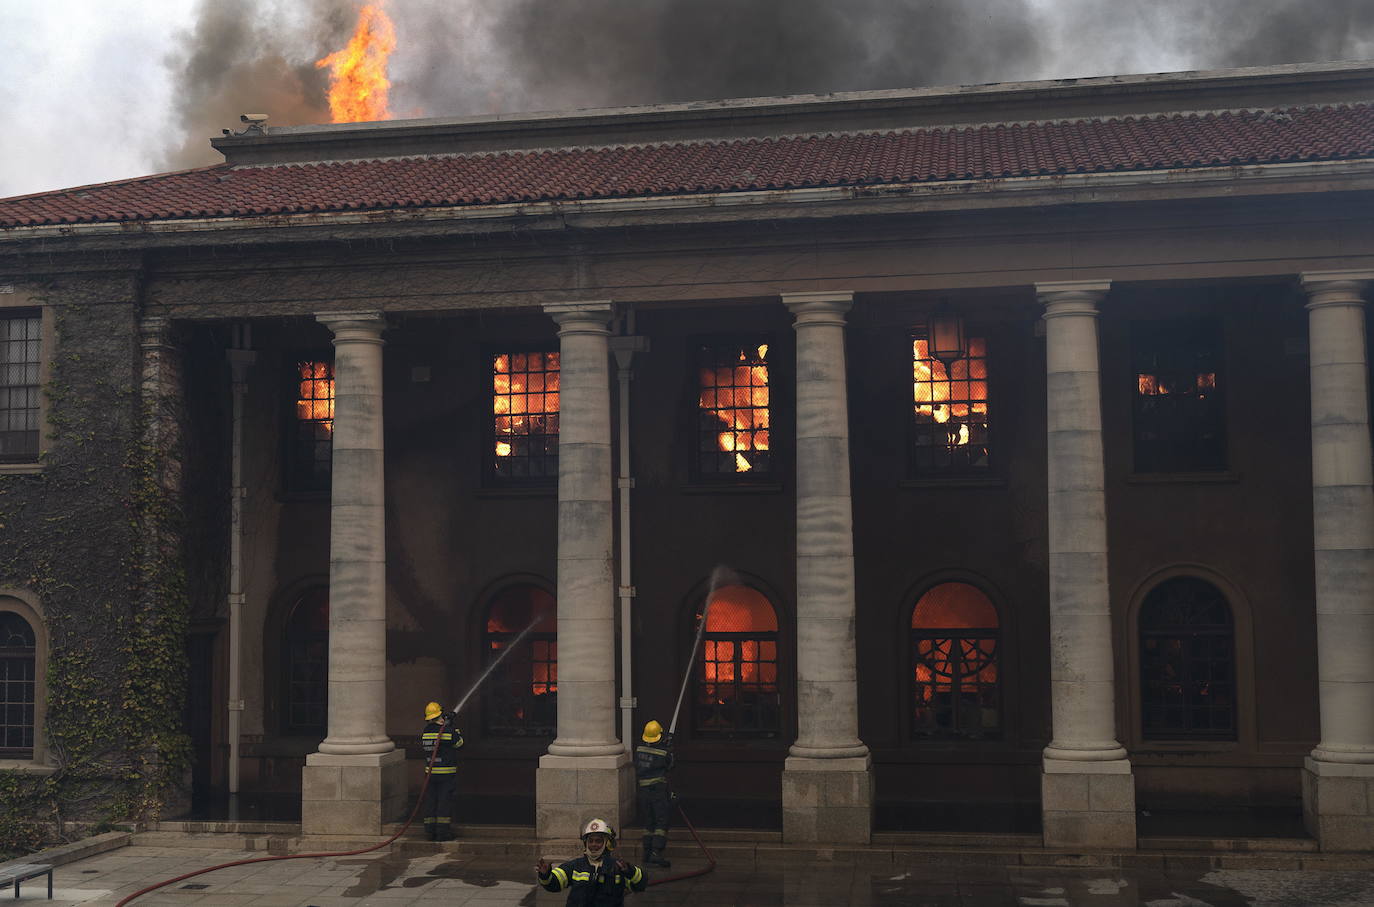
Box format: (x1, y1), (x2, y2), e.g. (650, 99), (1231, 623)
(645, 802), (716, 886)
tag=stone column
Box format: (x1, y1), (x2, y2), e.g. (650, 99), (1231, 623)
(302, 312), (405, 835)
(536, 302), (633, 840)
(1300, 270), (1374, 851)
(780, 291), (872, 844)
(1036, 281), (1135, 850)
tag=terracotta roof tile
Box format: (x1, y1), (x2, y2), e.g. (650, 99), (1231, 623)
(3, 105), (1373, 228)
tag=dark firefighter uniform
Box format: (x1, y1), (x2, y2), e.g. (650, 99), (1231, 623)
(537, 854), (646, 905)
(420, 701), (463, 841)
(634, 720), (673, 867)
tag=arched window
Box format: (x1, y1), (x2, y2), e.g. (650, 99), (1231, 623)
(1140, 577), (1236, 741)
(911, 582), (1000, 739)
(285, 589), (329, 736)
(0, 612), (36, 756)
(695, 584), (781, 738)
(483, 585), (557, 737)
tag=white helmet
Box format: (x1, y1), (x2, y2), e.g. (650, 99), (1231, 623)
(580, 818), (616, 847)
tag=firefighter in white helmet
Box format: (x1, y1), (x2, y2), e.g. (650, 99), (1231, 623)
(536, 818), (647, 904)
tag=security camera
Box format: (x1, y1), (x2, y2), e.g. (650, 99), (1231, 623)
(240, 114), (269, 124)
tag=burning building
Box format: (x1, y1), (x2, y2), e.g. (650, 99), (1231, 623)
(3, 60), (1374, 852)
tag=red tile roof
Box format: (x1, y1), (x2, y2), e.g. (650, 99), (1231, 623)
(3, 105), (1373, 228)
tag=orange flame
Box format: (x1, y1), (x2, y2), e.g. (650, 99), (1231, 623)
(913, 338), (986, 447)
(700, 345), (770, 472)
(315, 5), (397, 123)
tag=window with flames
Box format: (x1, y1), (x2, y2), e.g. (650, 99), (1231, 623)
(1132, 320), (1225, 473)
(284, 589), (328, 736)
(911, 335), (989, 475)
(911, 582), (1001, 739)
(1140, 577), (1236, 741)
(697, 341), (772, 477)
(290, 360), (334, 493)
(484, 585), (557, 737)
(0, 612), (35, 757)
(0, 313), (41, 464)
(492, 351), (560, 482)
(695, 584), (781, 737)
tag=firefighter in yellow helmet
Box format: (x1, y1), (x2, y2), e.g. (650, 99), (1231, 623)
(634, 719), (674, 867)
(420, 700), (463, 841)
(536, 818), (646, 904)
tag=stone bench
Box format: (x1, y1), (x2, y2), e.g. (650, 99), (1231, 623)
(0, 863), (52, 899)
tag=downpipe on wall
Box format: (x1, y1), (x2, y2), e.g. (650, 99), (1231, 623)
(610, 309), (648, 748)
(226, 325), (256, 798)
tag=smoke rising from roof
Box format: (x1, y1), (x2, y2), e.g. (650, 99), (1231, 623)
(160, 0), (1374, 172)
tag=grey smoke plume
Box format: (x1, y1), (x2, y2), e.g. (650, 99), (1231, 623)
(160, 0), (1374, 172)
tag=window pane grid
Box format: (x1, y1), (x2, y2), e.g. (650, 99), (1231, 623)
(1132, 321), (1225, 473)
(912, 336), (989, 474)
(493, 351), (560, 481)
(0, 613), (36, 753)
(285, 592), (328, 735)
(291, 361), (334, 492)
(697, 342), (771, 477)
(696, 631), (780, 737)
(911, 631), (1000, 738)
(485, 634), (558, 736)
(0, 315), (41, 462)
(1140, 579), (1236, 741)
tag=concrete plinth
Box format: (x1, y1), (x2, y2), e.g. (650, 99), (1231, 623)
(782, 755), (873, 844)
(1041, 757), (1136, 850)
(1303, 758), (1374, 851)
(535, 752), (635, 840)
(301, 749), (407, 835)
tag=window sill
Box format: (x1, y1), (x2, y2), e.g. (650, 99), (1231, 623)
(1125, 471), (1240, 485)
(0, 463), (42, 475)
(899, 476), (1005, 489)
(680, 482), (785, 495)
(474, 485), (557, 498)
(0, 760), (56, 775)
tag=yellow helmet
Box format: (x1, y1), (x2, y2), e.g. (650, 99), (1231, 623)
(424, 701), (443, 721)
(642, 720), (663, 743)
(581, 818), (616, 847)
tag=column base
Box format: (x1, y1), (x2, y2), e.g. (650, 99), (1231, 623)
(781, 755), (873, 844)
(1041, 756), (1136, 850)
(1304, 757), (1374, 851)
(301, 749), (407, 835)
(536, 751), (634, 841)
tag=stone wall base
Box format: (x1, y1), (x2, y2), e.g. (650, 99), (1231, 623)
(536, 751), (634, 841)
(1041, 757), (1136, 850)
(1304, 757), (1374, 851)
(781, 754), (873, 844)
(301, 749), (408, 835)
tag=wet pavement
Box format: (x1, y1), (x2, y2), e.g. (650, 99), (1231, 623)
(20, 843), (1374, 906)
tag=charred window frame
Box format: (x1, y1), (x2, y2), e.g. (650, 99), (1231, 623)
(909, 331), (990, 477)
(0, 611), (36, 757)
(693, 337), (774, 480)
(1131, 319), (1226, 473)
(910, 583), (1001, 740)
(694, 585), (782, 739)
(1140, 577), (1237, 741)
(488, 348), (560, 486)
(0, 311), (42, 465)
(285, 355), (334, 494)
(482, 584), (557, 738)
(284, 589), (328, 736)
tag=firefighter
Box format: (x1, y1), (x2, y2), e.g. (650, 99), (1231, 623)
(419, 700), (463, 841)
(536, 818), (646, 905)
(634, 719), (674, 868)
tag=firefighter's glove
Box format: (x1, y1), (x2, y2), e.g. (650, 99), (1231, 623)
(615, 859), (629, 873)
(536, 858), (551, 876)
(670, 792), (679, 803)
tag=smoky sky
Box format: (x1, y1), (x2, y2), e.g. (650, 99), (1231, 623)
(158, 0), (1374, 172)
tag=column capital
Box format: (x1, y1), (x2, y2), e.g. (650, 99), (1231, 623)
(317, 311), (386, 344)
(139, 315), (173, 352)
(544, 301), (613, 333)
(1300, 271), (1374, 309)
(1036, 280), (1111, 316)
(783, 291), (853, 325)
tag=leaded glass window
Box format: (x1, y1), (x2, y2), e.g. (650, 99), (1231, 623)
(483, 584), (557, 737)
(696, 341), (772, 477)
(1140, 577), (1236, 741)
(0, 313), (41, 463)
(911, 582), (1000, 739)
(695, 584), (781, 737)
(911, 334), (989, 475)
(289, 360), (334, 492)
(492, 351), (560, 482)
(285, 589), (328, 735)
(1132, 320), (1225, 473)
(0, 612), (36, 755)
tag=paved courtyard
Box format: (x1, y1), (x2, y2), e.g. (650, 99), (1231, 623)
(14, 842), (1374, 906)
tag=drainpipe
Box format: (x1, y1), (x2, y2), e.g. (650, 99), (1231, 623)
(610, 311), (648, 748)
(226, 325), (256, 796)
